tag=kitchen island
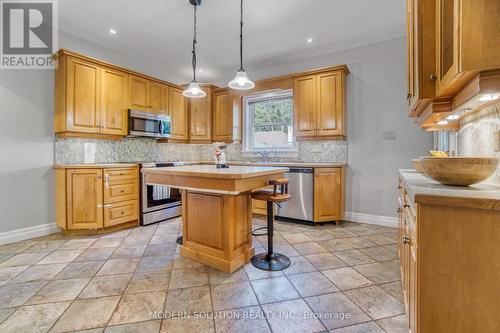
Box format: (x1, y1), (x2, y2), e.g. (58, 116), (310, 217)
(142, 164), (288, 272)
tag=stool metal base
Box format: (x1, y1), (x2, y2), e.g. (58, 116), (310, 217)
(251, 252), (291, 271)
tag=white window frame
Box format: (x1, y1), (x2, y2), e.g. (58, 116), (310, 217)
(242, 89), (298, 157)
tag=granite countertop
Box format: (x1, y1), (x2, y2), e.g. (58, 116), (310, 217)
(54, 163), (139, 169)
(142, 164), (289, 179)
(399, 169), (500, 210)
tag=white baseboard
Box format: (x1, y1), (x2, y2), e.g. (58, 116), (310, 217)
(344, 211), (398, 228)
(0, 223), (61, 246)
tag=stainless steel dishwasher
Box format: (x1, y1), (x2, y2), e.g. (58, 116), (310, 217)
(276, 167), (314, 222)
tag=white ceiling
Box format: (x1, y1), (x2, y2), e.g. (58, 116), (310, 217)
(59, 0), (406, 85)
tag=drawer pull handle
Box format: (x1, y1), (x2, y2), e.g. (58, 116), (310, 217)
(120, 190), (124, 193)
(402, 235), (411, 245)
(105, 174), (110, 189)
(97, 204), (112, 208)
(121, 211), (125, 215)
(403, 204), (410, 208)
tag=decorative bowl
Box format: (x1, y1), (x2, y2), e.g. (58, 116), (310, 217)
(419, 156), (499, 186)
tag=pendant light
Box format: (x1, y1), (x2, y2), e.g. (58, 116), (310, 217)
(228, 0), (255, 90)
(183, 0), (206, 98)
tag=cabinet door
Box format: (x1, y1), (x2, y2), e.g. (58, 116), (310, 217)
(313, 168), (343, 222)
(100, 67), (128, 135)
(66, 169), (103, 230)
(189, 87), (212, 142)
(316, 71), (345, 136)
(407, 0), (416, 102)
(66, 57), (101, 133)
(293, 75), (317, 138)
(129, 75), (150, 111)
(169, 87), (189, 140)
(212, 91), (233, 142)
(409, 241), (418, 333)
(150, 82), (168, 114)
(436, 0), (460, 95)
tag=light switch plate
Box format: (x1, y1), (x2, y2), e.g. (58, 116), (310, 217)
(382, 131), (397, 140)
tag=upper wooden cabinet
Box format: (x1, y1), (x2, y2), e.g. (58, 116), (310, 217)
(150, 81), (169, 114)
(129, 75), (150, 112)
(409, 0), (500, 124)
(100, 67), (129, 136)
(407, 0), (436, 114)
(189, 85), (214, 143)
(293, 67), (348, 140)
(212, 90), (234, 143)
(168, 87), (189, 141)
(55, 55), (128, 138)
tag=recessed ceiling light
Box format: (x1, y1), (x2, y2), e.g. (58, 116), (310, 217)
(109, 29), (117, 35)
(307, 38), (313, 43)
(199, 68), (203, 72)
(446, 114), (460, 120)
(437, 120), (449, 125)
(479, 94), (499, 102)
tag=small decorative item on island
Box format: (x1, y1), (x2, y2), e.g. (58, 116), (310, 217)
(213, 142), (229, 168)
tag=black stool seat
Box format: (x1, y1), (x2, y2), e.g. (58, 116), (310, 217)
(250, 179), (291, 271)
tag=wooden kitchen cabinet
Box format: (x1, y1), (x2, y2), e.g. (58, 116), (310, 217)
(100, 67), (129, 135)
(56, 165), (139, 234)
(55, 54), (129, 138)
(129, 75), (151, 112)
(189, 85), (215, 143)
(150, 81), (169, 114)
(407, 0), (436, 115)
(313, 167), (344, 222)
(168, 87), (189, 141)
(293, 67), (348, 140)
(212, 90), (233, 142)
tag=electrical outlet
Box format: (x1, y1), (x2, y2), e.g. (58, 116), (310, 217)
(382, 131), (397, 140)
(308, 144), (323, 153)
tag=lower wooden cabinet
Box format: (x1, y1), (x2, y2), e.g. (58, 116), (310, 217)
(397, 173), (500, 333)
(56, 166), (139, 233)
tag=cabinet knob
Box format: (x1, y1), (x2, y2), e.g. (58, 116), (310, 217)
(430, 74), (437, 81)
(403, 204), (410, 209)
(402, 235), (411, 245)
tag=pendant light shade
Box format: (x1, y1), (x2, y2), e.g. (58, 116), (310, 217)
(183, 81), (206, 98)
(228, 70), (255, 90)
(183, 0), (206, 99)
(228, 0), (254, 90)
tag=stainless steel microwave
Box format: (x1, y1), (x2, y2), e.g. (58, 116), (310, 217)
(128, 109), (171, 139)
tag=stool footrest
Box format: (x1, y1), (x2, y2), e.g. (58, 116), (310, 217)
(251, 226), (268, 237)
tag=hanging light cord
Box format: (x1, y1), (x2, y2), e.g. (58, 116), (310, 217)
(239, 0), (244, 71)
(191, 4), (198, 82)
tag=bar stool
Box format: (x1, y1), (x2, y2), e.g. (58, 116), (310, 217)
(251, 179), (291, 271)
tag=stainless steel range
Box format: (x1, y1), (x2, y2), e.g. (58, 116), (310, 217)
(140, 162), (183, 225)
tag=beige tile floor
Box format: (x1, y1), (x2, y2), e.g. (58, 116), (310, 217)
(0, 217), (407, 333)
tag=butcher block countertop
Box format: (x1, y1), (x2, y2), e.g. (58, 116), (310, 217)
(399, 169), (500, 210)
(54, 163), (139, 169)
(141, 164), (289, 179)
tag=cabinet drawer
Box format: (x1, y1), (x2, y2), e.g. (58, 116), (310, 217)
(104, 180), (138, 204)
(104, 168), (138, 181)
(103, 200), (139, 227)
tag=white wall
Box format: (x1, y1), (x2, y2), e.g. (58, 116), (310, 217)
(0, 34), (431, 239)
(245, 37), (433, 219)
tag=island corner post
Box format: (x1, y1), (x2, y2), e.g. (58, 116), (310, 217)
(141, 165), (288, 273)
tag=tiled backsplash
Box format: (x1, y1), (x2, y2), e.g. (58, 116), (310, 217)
(458, 103), (500, 184)
(55, 138), (348, 165)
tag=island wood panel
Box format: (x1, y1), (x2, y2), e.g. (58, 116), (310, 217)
(100, 67), (128, 135)
(65, 56), (101, 133)
(66, 169), (103, 230)
(181, 190), (253, 273)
